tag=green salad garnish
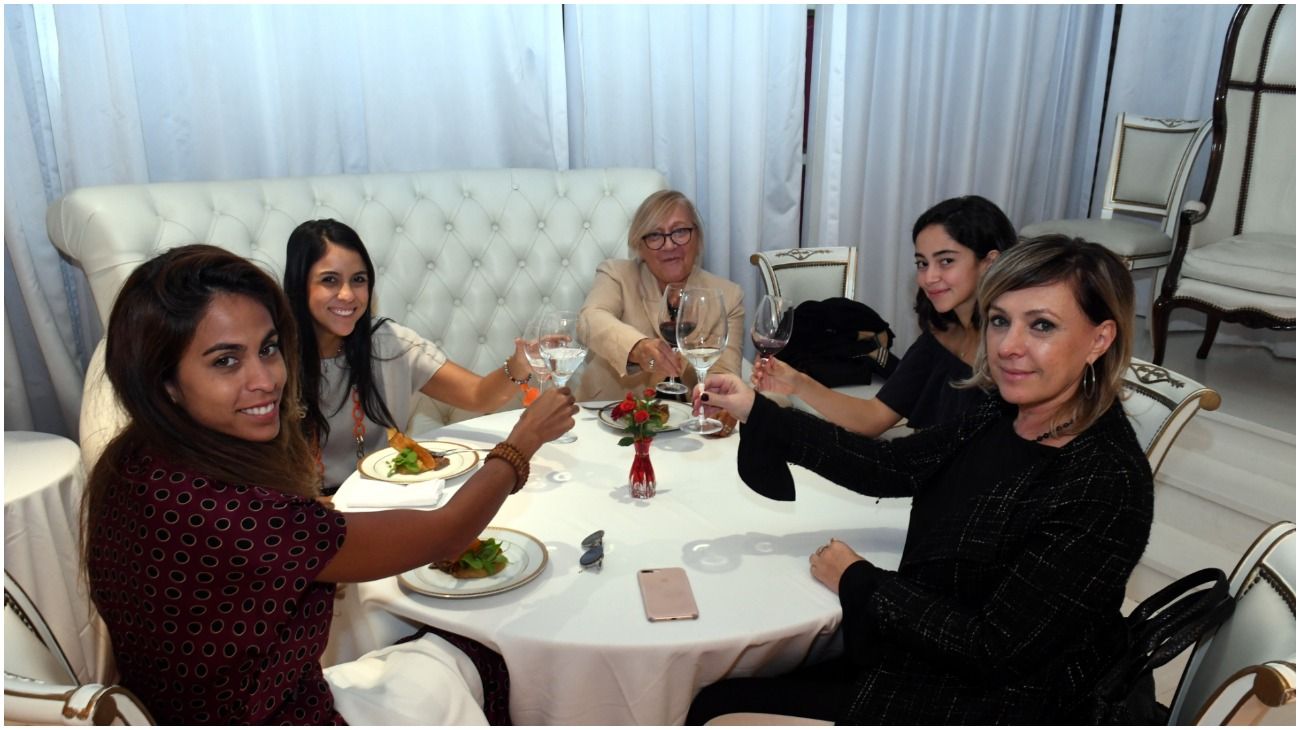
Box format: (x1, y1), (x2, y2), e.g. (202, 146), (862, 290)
(388, 447), (423, 477)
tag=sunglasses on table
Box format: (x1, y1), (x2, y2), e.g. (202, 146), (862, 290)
(580, 530), (604, 570)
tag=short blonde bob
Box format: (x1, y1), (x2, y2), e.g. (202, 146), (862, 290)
(964, 234), (1135, 437)
(627, 190), (705, 259)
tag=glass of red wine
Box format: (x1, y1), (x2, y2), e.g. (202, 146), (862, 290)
(751, 295), (794, 363)
(655, 282), (690, 396)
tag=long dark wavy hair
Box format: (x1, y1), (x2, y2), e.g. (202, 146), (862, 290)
(83, 245), (317, 574)
(283, 219), (397, 445)
(911, 195), (1017, 333)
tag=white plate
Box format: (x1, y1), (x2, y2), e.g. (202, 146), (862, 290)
(596, 400), (694, 434)
(357, 440), (479, 484)
(399, 527), (549, 599)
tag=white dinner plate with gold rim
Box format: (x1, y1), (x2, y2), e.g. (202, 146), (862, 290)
(398, 527), (548, 599)
(357, 440), (479, 484)
(596, 400), (694, 434)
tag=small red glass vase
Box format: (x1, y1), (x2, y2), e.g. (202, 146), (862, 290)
(628, 437), (656, 499)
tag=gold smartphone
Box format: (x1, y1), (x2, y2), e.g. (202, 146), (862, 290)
(637, 567), (700, 622)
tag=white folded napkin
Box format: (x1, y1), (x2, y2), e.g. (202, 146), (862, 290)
(343, 479), (446, 509)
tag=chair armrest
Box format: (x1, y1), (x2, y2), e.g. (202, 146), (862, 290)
(1161, 203), (1208, 298)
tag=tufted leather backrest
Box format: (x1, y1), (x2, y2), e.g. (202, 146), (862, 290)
(1193, 4), (1296, 248)
(49, 168), (667, 438)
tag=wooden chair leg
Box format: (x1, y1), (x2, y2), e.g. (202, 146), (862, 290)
(1151, 296), (1173, 366)
(1196, 314), (1221, 359)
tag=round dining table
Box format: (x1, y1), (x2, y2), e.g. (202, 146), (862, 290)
(4, 430), (113, 683)
(330, 404), (912, 725)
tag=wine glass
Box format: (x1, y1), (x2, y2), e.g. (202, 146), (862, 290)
(538, 310), (586, 444)
(654, 282), (689, 397)
(523, 308), (554, 390)
(751, 295), (795, 365)
(676, 288), (728, 435)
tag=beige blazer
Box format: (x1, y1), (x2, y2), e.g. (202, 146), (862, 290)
(575, 259), (745, 402)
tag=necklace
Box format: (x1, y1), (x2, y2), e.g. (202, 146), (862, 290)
(312, 386), (366, 483)
(1033, 420), (1074, 443)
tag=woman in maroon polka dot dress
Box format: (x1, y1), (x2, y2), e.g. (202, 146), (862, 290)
(82, 245), (576, 725)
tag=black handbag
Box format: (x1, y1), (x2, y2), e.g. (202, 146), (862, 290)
(1082, 567), (1235, 725)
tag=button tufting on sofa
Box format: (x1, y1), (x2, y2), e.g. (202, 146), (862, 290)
(47, 168), (668, 468)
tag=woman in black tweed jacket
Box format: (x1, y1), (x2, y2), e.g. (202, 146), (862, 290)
(688, 236), (1153, 725)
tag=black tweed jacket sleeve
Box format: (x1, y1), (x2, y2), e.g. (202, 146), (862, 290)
(738, 393), (1154, 723)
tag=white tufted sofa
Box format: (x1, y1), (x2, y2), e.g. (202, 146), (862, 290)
(48, 168), (667, 467)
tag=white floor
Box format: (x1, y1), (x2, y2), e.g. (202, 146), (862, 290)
(1131, 326), (1296, 435)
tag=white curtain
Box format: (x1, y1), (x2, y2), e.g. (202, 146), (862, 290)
(564, 4), (808, 302)
(804, 4), (1113, 346)
(5, 4), (1272, 437)
(3, 4), (567, 437)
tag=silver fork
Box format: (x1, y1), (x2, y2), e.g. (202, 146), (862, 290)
(429, 447), (492, 458)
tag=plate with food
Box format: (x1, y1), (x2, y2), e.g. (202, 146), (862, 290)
(357, 429), (480, 483)
(596, 399), (694, 434)
(398, 527), (549, 599)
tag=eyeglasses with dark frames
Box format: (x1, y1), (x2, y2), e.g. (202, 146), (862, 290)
(579, 530), (604, 570)
(641, 227), (694, 250)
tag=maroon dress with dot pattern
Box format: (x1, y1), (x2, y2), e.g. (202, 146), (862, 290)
(88, 448), (349, 725)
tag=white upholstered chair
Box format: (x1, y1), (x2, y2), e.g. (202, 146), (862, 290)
(1120, 357), (1221, 476)
(1021, 112), (1211, 271)
(1152, 4), (1296, 364)
(750, 246), (858, 304)
(1166, 522), (1296, 725)
(4, 572), (153, 725)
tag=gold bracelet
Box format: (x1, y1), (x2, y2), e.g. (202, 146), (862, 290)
(485, 441), (530, 494)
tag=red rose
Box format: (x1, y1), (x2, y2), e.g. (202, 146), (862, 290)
(612, 403), (630, 419)
(634, 409), (649, 424)
(643, 388), (656, 398)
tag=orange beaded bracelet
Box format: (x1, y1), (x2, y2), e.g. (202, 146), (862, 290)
(485, 441), (530, 494)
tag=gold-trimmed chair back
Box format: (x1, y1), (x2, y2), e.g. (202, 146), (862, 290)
(1167, 522), (1296, 725)
(750, 247), (857, 304)
(1120, 357), (1221, 476)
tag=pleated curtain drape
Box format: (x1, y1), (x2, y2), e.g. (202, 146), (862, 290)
(563, 4), (808, 302)
(802, 4), (1114, 346)
(2, 4), (1253, 439)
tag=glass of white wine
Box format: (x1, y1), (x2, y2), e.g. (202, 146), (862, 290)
(538, 309), (586, 444)
(523, 308), (554, 391)
(676, 288), (728, 435)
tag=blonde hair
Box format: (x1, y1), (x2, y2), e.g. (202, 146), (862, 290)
(963, 235), (1135, 436)
(627, 190), (705, 259)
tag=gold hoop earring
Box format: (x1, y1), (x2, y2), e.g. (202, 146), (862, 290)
(1082, 361), (1097, 399)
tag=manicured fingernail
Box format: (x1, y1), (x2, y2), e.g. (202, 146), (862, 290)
(701, 394), (710, 402)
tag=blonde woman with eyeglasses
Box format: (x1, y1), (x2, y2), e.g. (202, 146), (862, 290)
(576, 190), (744, 404)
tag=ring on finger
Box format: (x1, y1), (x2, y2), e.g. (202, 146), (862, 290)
(648, 357), (656, 369)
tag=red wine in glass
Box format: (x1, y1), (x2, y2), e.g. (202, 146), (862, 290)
(659, 321), (679, 346)
(752, 295), (795, 365)
(655, 285), (691, 397)
(751, 332), (788, 359)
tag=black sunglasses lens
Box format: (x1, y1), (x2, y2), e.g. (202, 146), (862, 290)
(581, 530), (604, 550)
(579, 545), (604, 569)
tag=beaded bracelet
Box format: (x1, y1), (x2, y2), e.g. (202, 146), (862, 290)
(485, 441), (530, 494)
(503, 359), (532, 386)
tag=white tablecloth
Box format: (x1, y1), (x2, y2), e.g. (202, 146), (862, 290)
(4, 431), (112, 683)
(332, 408), (911, 725)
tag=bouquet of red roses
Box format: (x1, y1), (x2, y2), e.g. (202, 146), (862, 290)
(611, 388), (669, 446)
